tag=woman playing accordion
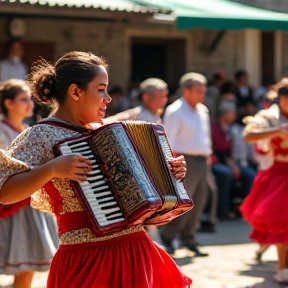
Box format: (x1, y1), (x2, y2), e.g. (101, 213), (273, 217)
(0, 52), (192, 288)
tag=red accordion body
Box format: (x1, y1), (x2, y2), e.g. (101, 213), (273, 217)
(49, 120), (193, 236)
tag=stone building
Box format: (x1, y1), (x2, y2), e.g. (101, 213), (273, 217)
(232, 0), (288, 12)
(0, 0), (287, 93)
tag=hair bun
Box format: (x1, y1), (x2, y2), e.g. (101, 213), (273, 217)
(28, 58), (56, 104)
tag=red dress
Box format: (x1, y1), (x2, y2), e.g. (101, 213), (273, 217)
(0, 123), (192, 288)
(241, 137), (288, 244)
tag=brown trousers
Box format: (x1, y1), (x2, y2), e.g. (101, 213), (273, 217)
(160, 155), (209, 245)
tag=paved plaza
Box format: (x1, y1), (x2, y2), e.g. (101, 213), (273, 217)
(0, 219), (285, 288)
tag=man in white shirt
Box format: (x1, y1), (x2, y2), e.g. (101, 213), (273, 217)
(105, 78), (168, 123)
(160, 72), (211, 256)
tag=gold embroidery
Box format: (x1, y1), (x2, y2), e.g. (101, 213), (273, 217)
(0, 124), (79, 190)
(59, 225), (144, 245)
(31, 188), (53, 213)
(280, 139), (288, 149)
(0, 149), (30, 189)
(275, 154), (288, 163)
(51, 178), (84, 214)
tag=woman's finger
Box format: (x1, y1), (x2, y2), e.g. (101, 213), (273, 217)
(73, 155), (93, 164)
(171, 166), (187, 173)
(73, 173), (88, 182)
(174, 172), (186, 180)
(74, 161), (93, 170)
(74, 167), (91, 175)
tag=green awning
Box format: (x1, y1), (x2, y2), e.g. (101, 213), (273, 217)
(2, 0), (170, 14)
(132, 0), (288, 30)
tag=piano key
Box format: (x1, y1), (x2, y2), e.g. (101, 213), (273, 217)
(88, 169), (101, 175)
(60, 148), (73, 154)
(79, 181), (91, 187)
(70, 142), (88, 148)
(71, 146), (90, 152)
(90, 202), (117, 210)
(90, 180), (106, 188)
(98, 197), (114, 203)
(93, 207), (120, 215)
(93, 188), (111, 194)
(93, 191), (111, 197)
(87, 175), (104, 181)
(99, 201), (117, 208)
(99, 218), (125, 226)
(85, 155), (95, 159)
(106, 213), (123, 219)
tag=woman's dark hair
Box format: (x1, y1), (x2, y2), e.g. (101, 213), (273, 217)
(278, 87), (288, 98)
(28, 51), (108, 105)
(220, 81), (236, 95)
(0, 79), (30, 116)
(234, 70), (247, 80)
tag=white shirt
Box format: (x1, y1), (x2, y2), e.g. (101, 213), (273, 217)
(163, 97), (212, 156)
(0, 58), (27, 82)
(137, 106), (162, 123)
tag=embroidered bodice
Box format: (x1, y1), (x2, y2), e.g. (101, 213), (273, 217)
(0, 124), (143, 244)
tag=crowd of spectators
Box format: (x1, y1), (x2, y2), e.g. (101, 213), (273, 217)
(105, 69), (277, 224)
(0, 39), (278, 227)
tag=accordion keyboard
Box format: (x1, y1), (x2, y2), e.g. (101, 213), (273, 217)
(59, 141), (125, 227)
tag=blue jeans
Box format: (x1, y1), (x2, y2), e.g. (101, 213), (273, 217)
(212, 164), (256, 216)
(212, 164), (233, 216)
(239, 166), (256, 196)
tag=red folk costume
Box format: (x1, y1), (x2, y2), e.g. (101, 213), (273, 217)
(0, 120), (192, 288)
(241, 105), (288, 245)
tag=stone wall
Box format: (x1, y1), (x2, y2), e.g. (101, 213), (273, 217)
(0, 16), (240, 87)
(231, 0), (288, 12)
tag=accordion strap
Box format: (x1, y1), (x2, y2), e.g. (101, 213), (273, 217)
(36, 118), (89, 133)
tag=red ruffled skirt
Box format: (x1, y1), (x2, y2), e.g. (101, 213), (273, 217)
(241, 161), (288, 244)
(47, 231), (192, 288)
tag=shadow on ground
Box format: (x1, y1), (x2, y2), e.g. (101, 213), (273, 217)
(197, 219), (253, 246)
(238, 261), (287, 288)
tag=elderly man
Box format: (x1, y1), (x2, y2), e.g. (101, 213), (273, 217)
(159, 72), (211, 256)
(105, 78), (168, 123)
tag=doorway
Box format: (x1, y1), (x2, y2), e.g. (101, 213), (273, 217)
(131, 37), (186, 92)
(261, 31), (275, 85)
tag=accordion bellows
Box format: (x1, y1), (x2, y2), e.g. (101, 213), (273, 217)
(53, 121), (193, 236)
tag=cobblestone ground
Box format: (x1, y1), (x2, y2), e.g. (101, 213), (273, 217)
(0, 219), (285, 288)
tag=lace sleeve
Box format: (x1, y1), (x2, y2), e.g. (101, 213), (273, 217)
(0, 148), (30, 190)
(0, 125), (55, 190)
(244, 104), (280, 135)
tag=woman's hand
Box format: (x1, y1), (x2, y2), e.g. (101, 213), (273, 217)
(168, 155), (187, 181)
(47, 154), (93, 182)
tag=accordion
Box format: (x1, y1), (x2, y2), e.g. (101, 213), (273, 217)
(53, 121), (193, 236)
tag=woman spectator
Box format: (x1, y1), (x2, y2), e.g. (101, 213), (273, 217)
(211, 100), (256, 219)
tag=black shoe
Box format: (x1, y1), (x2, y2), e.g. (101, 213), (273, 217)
(197, 221), (216, 233)
(255, 251), (262, 262)
(159, 232), (175, 255)
(185, 244), (209, 257)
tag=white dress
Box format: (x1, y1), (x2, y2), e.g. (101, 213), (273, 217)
(0, 120), (58, 275)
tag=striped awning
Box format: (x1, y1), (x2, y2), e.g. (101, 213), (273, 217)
(132, 0), (288, 30)
(1, 0), (170, 13)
